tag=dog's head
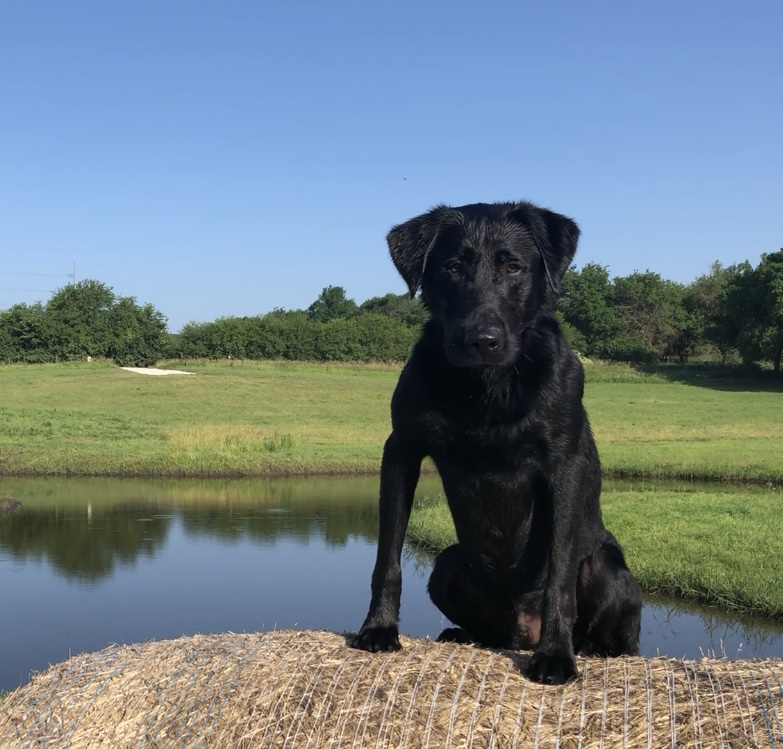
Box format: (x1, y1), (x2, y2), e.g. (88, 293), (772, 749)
(387, 201), (579, 367)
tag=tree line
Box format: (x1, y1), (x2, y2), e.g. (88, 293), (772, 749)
(558, 250), (783, 372)
(0, 280), (167, 367)
(1, 249), (781, 372)
(171, 286), (426, 363)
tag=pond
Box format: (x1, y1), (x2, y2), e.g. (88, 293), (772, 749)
(1, 476), (781, 693)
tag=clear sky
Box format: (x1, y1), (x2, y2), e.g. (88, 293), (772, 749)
(1, 1), (781, 332)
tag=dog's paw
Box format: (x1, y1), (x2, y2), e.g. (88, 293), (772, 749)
(349, 625), (402, 653)
(526, 651), (579, 685)
(436, 627), (474, 644)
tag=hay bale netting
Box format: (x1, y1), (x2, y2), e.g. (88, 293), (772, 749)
(1, 631), (781, 748)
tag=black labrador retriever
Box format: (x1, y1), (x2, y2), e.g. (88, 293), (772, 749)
(350, 201), (642, 684)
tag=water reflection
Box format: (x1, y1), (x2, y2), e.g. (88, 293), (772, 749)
(642, 595), (783, 660)
(0, 476), (388, 583)
(0, 476), (781, 693)
(0, 502), (170, 582)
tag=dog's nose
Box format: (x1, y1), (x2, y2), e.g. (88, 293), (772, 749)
(465, 328), (502, 357)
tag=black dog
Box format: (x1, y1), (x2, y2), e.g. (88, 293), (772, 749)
(350, 201), (642, 684)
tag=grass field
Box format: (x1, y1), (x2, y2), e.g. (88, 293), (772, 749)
(587, 380), (783, 483)
(0, 359), (781, 481)
(0, 360), (393, 476)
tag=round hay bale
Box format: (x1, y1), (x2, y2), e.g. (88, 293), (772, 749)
(0, 630), (781, 748)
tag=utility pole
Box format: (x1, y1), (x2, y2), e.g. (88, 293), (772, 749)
(70, 262), (76, 284)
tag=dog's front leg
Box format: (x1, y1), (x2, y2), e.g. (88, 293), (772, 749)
(350, 432), (422, 652)
(527, 474), (582, 685)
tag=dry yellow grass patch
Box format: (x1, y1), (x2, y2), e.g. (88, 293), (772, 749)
(597, 422), (783, 443)
(163, 425), (290, 453)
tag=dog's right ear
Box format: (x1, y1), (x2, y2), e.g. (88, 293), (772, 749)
(387, 206), (460, 296)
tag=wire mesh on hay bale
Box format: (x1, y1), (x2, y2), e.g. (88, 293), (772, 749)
(1, 630), (781, 748)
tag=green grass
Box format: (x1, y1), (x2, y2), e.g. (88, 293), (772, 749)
(587, 381), (783, 483)
(408, 483), (783, 620)
(0, 359), (781, 480)
(0, 360), (397, 476)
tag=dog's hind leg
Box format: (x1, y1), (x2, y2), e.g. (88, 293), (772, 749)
(573, 537), (642, 657)
(427, 544), (521, 649)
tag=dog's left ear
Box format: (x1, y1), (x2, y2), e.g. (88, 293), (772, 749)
(387, 206), (460, 296)
(510, 202), (580, 293)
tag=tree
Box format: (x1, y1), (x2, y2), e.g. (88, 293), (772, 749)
(307, 286), (358, 322)
(684, 262), (738, 363)
(314, 318), (358, 361)
(352, 313), (418, 361)
(176, 321), (212, 358)
(46, 280), (115, 358)
(612, 272), (691, 361)
(557, 264), (620, 357)
(0, 279), (167, 364)
(718, 251), (783, 373)
(279, 311), (318, 359)
(106, 297), (168, 367)
(359, 293), (428, 329)
(248, 314), (289, 359)
(0, 302), (51, 362)
(757, 250), (783, 373)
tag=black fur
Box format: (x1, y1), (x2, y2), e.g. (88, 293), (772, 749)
(350, 200), (642, 685)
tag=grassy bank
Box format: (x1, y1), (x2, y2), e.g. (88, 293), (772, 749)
(0, 359), (781, 481)
(408, 484), (783, 620)
(0, 360), (394, 476)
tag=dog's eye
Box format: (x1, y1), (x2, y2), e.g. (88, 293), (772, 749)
(506, 262), (522, 274)
(445, 261), (461, 275)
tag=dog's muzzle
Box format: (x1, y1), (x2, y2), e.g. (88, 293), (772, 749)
(465, 326), (506, 363)
(446, 321), (513, 367)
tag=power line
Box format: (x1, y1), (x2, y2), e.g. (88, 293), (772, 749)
(0, 287), (53, 293)
(0, 264), (76, 286)
(0, 272), (70, 277)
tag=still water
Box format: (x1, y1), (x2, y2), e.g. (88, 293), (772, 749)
(1, 476), (781, 692)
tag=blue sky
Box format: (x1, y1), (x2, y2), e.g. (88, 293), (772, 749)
(1, 1), (781, 332)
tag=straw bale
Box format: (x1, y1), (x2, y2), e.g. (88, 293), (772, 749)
(1, 630), (781, 748)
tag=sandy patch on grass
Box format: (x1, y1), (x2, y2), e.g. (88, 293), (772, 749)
(120, 367), (195, 376)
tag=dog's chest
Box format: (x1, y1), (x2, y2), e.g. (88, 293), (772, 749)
(422, 405), (548, 471)
(439, 468), (547, 576)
